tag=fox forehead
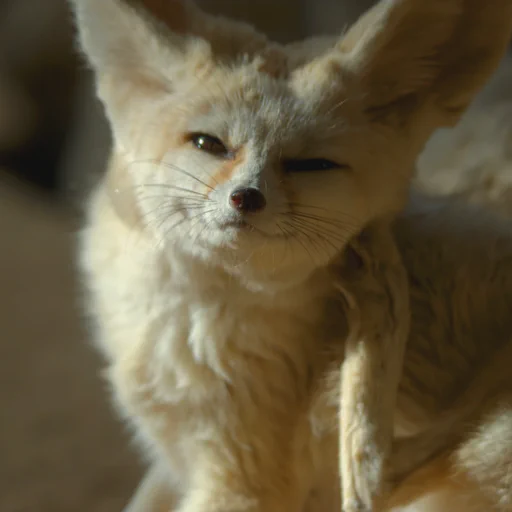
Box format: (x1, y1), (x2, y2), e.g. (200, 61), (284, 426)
(171, 66), (351, 151)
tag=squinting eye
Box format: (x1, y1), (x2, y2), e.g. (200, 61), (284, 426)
(189, 133), (229, 157)
(282, 158), (344, 173)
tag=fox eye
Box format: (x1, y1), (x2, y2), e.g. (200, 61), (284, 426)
(282, 158), (344, 173)
(190, 133), (229, 157)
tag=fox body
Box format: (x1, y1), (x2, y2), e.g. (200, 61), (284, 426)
(71, 0), (512, 510)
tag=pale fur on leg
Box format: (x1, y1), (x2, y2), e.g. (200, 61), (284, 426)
(336, 223), (410, 512)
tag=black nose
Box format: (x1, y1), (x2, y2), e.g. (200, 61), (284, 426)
(229, 187), (267, 213)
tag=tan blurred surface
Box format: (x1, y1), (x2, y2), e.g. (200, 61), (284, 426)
(0, 177), (141, 512)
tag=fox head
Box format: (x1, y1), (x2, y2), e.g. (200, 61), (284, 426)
(71, 0), (512, 285)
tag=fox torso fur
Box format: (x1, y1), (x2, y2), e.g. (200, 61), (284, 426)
(395, 197), (512, 428)
(71, 0), (512, 510)
(80, 164), (512, 511)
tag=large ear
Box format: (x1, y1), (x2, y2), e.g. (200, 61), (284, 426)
(323, 0), (512, 128)
(69, 0), (272, 145)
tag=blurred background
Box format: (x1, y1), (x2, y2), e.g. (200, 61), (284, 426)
(0, 1), (510, 511)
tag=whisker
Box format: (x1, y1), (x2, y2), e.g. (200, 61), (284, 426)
(290, 224), (328, 262)
(295, 225), (332, 261)
(285, 210), (359, 231)
(286, 216), (349, 245)
(281, 221), (317, 266)
(142, 203), (211, 238)
(283, 217), (346, 262)
(144, 206), (193, 236)
(154, 208), (217, 252)
(138, 196), (208, 208)
(138, 184), (209, 199)
(289, 202), (360, 221)
(275, 223), (293, 266)
(183, 150), (220, 188)
(289, 218), (344, 254)
(191, 211), (218, 247)
(158, 162), (215, 192)
(287, 211), (344, 230)
(169, 208), (217, 236)
(125, 159), (215, 192)
(322, 97), (349, 119)
(141, 202), (206, 222)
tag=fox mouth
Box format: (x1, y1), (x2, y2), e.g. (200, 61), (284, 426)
(219, 219), (252, 230)
(216, 219), (291, 241)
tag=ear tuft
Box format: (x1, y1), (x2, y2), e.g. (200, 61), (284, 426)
(69, 0), (195, 75)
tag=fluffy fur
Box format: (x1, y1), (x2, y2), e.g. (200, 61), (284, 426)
(70, 0), (512, 511)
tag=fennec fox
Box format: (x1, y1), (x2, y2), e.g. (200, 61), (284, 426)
(70, 0), (512, 511)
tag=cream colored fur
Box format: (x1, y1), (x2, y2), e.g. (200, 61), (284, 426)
(70, 0), (512, 511)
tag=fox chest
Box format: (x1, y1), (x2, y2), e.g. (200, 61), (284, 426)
(108, 289), (326, 437)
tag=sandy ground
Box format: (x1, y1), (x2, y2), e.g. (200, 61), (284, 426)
(0, 176), (141, 512)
